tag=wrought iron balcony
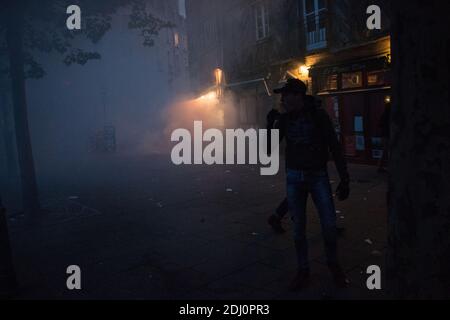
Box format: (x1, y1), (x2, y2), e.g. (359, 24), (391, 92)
(304, 10), (328, 51)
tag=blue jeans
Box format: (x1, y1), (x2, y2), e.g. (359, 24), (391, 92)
(286, 168), (338, 270)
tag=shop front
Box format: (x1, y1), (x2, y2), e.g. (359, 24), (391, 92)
(310, 55), (391, 165)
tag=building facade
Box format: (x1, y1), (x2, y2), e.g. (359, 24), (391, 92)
(185, 0), (225, 94)
(220, 0), (305, 129)
(186, 0), (391, 163)
(147, 0), (190, 94)
(186, 0), (304, 128)
(303, 0), (391, 164)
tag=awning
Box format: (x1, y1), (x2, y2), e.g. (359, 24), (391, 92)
(225, 78), (272, 97)
(310, 54), (390, 77)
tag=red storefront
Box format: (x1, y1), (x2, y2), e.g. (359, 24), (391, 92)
(310, 54), (391, 165)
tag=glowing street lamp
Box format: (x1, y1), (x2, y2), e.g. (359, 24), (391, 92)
(214, 68), (224, 98)
(384, 95), (391, 104)
(299, 65), (310, 78)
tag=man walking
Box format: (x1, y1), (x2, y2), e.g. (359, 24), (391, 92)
(273, 78), (350, 290)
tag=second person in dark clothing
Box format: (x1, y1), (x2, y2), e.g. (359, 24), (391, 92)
(266, 108), (289, 233)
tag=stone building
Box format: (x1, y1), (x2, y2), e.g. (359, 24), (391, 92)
(304, 0), (392, 164)
(186, 0), (304, 128)
(186, 0), (392, 163)
(185, 0), (225, 95)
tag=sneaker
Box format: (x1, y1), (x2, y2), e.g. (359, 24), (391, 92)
(288, 269), (310, 291)
(267, 214), (285, 234)
(329, 264), (350, 288)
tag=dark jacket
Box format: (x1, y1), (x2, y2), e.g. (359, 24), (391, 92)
(276, 96), (349, 182)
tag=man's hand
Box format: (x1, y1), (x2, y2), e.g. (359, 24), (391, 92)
(336, 181), (350, 201)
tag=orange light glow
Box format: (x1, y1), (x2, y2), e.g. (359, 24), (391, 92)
(299, 65), (310, 78)
(174, 32), (180, 47)
(214, 68), (224, 98)
(198, 91), (218, 101)
(214, 68), (223, 86)
(163, 93), (225, 143)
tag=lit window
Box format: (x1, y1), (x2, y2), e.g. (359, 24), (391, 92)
(320, 74), (338, 91)
(342, 72), (363, 89)
(326, 74), (338, 90)
(367, 70), (387, 86)
(255, 2), (270, 40)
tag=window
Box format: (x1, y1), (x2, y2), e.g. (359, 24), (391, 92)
(342, 72), (363, 89)
(320, 74), (338, 91)
(255, 2), (270, 40)
(178, 0), (186, 18)
(303, 0), (327, 50)
(367, 70), (387, 86)
(328, 75), (338, 90)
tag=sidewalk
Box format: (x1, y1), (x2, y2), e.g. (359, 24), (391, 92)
(7, 155), (388, 299)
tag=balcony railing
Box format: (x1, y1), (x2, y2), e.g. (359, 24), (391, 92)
(304, 10), (327, 51)
(306, 27), (326, 50)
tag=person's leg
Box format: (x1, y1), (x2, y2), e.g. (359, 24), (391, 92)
(268, 198), (288, 233)
(276, 198), (289, 218)
(310, 171), (349, 287)
(309, 172), (338, 266)
(286, 170), (309, 270)
(286, 170), (310, 290)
